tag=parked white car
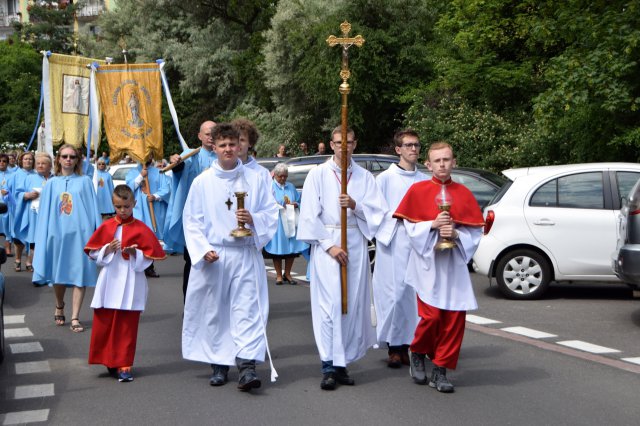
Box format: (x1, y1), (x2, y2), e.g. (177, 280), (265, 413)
(107, 163), (137, 187)
(473, 162), (640, 299)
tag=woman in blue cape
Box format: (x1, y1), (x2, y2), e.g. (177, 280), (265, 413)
(0, 153), (15, 257)
(33, 144), (101, 333)
(11, 151), (36, 271)
(13, 153), (53, 272)
(95, 158), (115, 219)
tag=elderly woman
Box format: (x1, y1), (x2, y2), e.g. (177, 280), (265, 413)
(95, 158), (115, 219)
(14, 153), (53, 272)
(264, 163), (308, 285)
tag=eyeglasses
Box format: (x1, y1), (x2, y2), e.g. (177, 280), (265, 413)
(60, 155), (77, 159)
(331, 140), (355, 145)
(401, 143), (421, 149)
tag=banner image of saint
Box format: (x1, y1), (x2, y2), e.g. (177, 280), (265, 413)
(59, 192), (73, 216)
(62, 75), (89, 115)
(95, 63), (163, 164)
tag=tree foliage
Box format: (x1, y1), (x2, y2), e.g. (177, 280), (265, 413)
(4, 0), (640, 166)
(0, 39), (41, 148)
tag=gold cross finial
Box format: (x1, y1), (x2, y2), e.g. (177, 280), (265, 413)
(326, 21), (365, 93)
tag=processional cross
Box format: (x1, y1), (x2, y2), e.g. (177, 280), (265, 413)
(225, 198), (233, 210)
(326, 21), (364, 315)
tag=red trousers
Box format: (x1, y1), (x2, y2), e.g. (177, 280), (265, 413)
(89, 308), (141, 369)
(410, 298), (466, 370)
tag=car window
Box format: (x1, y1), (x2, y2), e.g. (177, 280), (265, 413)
(451, 173), (498, 208)
(530, 172), (604, 209)
(369, 159), (390, 173)
(112, 167), (133, 180)
(355, 160), (368, 170)
(288, 164), (318, 189)
(615, 171), (640, 203)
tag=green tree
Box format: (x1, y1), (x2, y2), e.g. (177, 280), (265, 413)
(13, 0), (79, 54)
(0, 39), (41, 148)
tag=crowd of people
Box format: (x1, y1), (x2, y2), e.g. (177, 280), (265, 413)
(0, 120), (483, 393)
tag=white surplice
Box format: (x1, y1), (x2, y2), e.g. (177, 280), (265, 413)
(372, 164), (427, 345)
(297, 158), (387, 367)
(181, 160), (279, 378)
(403, 221), (482, 311)
(89, 226), (153, 311)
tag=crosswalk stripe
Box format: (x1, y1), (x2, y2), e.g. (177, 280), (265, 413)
(0, 409), (50, 425)
(556, 340), (621, 354)
(13, 384), (55, 400)
(4, 328), (34, 338)
(501, 326), (557, 339)
(621, 357), (640, 365)
(15, 361), (51, 375)
(466, 315), (501, 325)
(9, 342), (44, 354)
(4, 315), (25, 325)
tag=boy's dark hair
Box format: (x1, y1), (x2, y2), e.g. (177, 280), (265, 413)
(231, 118), (259, 147)
(113, 184), (134, 201)
(0, 154), (8, 162)
(212, 123), (240, 143)
(393, 129), (420, 148)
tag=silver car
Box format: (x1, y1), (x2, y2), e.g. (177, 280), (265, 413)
(614, 177), (640, 290)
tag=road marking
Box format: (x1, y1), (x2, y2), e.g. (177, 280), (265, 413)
(15, 361), (51, 375)
(265, 266), (274, 270)
(4, 328), (33, 338)
(13, 384), (55, 400)
(0, 409), (50, 425)
(9, 342), (43, 354)
(4, 315), (25, 324)
(556, 340), (621, 354)
(467, 323), (640, 374)
(466, 315), (501, 325)
(501, 326), (557, 339)
(621, 357), (640, 365)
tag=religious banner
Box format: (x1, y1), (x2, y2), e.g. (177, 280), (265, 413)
(94, 63), (163, 163)
(42, 53), (105, 149)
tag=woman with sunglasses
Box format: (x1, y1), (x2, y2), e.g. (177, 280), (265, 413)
(32, 144), (101, 333)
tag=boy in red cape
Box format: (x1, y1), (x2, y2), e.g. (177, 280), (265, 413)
(84, 185), (166, 382)
(393, 141), (484, 393)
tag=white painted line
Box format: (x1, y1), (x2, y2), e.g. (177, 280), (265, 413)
(264, 266), (275, 270)
(15, 361), (51, 375)
(556, 340), (621, 354)
(4, 328), (34, 338)
(9, 342), (44, 354)
(1, 409), (50, 425)
(501, 326), (557, 339)
(13, 384), (54, 400)
(466, 315), (501, 325)
(4, 315), (25, 325)
(621, 357), (640, 366)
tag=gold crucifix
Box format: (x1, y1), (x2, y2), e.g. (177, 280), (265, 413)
(326, 21), (365, 315)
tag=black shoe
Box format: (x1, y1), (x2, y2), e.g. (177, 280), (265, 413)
(209, 364), (229, 386)
(283, 276), (297, 285)
(335, 367), (355, 385)
(145, 266), (160, 278)
(237, 370), (261, 391)
(429, 366), (454, 393)
(409, 351), (427, 385)
(107, 367), (118, 378)
(275, 280), (283, 285)
(236, 358), (261, 391)
(320, 372), (336, 390)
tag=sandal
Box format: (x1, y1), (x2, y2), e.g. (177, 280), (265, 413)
(25, 264), (34, 272)
(14, 260), (21, 272)
(70, 318), (84, 333)
(54, 303), (65, 326)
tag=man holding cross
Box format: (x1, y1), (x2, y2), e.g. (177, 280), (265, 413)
(297, 126), (387, 390)
(181, 123), (279, 391)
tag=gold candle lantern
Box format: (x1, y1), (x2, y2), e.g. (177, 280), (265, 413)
(435, 184), (457, 250)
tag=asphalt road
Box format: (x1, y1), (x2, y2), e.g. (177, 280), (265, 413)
(1, 255), (640, 425)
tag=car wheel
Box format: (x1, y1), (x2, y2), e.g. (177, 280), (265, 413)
(495, 249), (551, 300)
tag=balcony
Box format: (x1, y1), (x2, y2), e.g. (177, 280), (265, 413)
(76, 1), (105, 18)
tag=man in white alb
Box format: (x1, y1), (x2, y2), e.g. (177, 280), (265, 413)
(181, 123), (279, 392)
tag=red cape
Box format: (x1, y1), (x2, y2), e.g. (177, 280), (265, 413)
(84, 216), (166, 260)
(393, 177), (484, 227)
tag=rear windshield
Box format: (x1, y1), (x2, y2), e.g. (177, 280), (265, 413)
(487, 180), (512, 206)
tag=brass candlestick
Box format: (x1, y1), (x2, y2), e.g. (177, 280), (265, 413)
(435, 185), (457, 250)
(230, 191), (253, 238)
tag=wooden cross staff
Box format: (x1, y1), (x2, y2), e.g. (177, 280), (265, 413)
(327, 21), (365, 315)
